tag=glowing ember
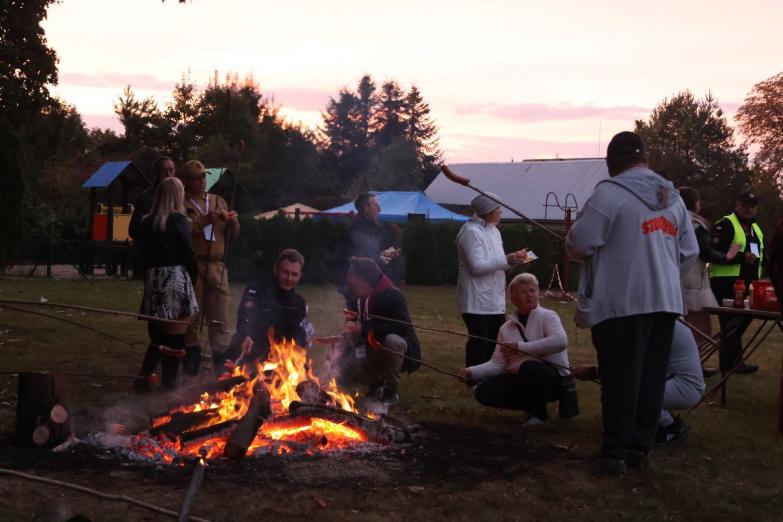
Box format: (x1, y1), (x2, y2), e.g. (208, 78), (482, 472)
(128, 336), (375, 463)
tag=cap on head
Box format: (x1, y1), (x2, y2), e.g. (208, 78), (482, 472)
(180, 160), (207, 179)
(471, 193), (501, 216)
(738, 190), (759, 206)
(606, 131), (646, 174)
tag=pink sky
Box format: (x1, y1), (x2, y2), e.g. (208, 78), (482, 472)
(43, 0), (782, 163)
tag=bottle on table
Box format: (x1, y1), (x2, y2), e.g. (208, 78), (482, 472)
(733, 279), (746, 309)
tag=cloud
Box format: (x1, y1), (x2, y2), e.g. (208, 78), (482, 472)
(455, 102), (648, 123)
(82, 113), (123, 132)
(268, 87), (332, 112)
(59, 72), (173, 92)
(442, 133), (602, 163)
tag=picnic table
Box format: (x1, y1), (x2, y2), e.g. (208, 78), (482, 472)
(701, 306), (782, 409)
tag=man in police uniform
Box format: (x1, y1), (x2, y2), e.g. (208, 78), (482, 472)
(180, 160), (240, 376)
(709, 190), (764, 374)
(217, 249), (311, 373)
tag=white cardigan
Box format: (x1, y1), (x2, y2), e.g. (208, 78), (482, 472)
(456, 217), (510, 314)
(468, 306), (570, 379)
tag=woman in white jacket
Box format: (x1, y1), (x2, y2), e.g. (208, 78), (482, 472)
(459, 273), (569, 425)
(457, 193), (527, 367)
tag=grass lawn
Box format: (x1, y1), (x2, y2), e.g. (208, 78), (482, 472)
(1, 276), (782, 521)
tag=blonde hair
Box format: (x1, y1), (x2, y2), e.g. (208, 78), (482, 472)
(508, 272), (539, 294)
(144, 177), (186, 232)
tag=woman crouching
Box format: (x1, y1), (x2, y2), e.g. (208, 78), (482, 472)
(459, 273), (570, 425)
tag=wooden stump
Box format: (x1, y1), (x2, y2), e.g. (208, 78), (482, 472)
(16, 373), (71, 447)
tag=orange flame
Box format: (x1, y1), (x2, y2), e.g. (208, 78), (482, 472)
(131, 334), (372, 462)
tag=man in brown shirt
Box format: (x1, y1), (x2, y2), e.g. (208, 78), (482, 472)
(180, 160), (240, 376)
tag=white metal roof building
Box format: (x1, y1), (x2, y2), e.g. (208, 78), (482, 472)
(425, 158), (609, 222)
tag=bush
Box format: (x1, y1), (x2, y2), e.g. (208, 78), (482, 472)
(227, 215), (572, 289)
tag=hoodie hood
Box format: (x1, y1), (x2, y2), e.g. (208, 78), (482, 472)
(601, 166), (679, 211)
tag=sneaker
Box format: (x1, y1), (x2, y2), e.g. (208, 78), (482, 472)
(702, 367), (719, 378)
(381, 388), (399, 406)
(521, 415), (548, 427)
(734, 362), (759, 375)
(656, 416), (690, 447)
(588, 454), (627, 477)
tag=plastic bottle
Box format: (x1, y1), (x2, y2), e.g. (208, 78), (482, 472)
(733, 279), (746, 309)
(749, 282), (755, 309)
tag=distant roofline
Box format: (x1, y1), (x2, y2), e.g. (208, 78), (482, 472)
(448, 157), (604, 166)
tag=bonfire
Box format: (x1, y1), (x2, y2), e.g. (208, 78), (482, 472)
(128, 337), (408, 463)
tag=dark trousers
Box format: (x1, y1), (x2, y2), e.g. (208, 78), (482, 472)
(591, 313), (676, 459)
(711, 277), (752, 371)
(462, 313), (506, 367)
(474, 361), (561, 420)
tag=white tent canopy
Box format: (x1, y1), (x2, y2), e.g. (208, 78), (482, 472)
(425, 159), (609, 222)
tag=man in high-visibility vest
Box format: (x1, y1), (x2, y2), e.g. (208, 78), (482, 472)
(709, 190), (764, 374)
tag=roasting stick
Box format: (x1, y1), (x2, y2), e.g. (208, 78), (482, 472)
(0, 298), (224, 326)
(178, 451), (207, 522)
(343, 309), (579, 377)
(440, 165), (564, 241)
(0, 468), (212, 522)
(0, 303), (145, 347)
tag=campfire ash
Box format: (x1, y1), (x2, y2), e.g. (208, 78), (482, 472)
(114, 337), (410, 463)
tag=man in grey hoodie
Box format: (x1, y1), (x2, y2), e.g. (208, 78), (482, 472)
(566, 131), (698, 475)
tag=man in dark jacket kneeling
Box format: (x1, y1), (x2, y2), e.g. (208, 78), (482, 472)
(340, 257), (420, 406)
(218, 249), (312, 373)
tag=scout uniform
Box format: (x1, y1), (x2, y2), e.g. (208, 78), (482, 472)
(181, 161), (233, 373)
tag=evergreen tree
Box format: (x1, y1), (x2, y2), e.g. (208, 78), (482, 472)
(373, 80), (407, 149)
(114, 85), (171, 150)
(635, 91), (752, 220)
(403, 84), (442, 185)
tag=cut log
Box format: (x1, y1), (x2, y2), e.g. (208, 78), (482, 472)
(288, 401), (410, 444)
(32, 423), (50, 446)
(295, 380), (331, 406)
(149, 410), (220, 437)
(16, 373), (71, 447)
(224, 384), (271, 460)
(50, 404), (69, 424)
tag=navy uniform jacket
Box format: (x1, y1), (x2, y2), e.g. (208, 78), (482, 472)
(226, 278), (308, 363)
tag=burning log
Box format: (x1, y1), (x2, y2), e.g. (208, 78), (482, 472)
(162, 375), (247, 412)
(224, 384), (272, 459)
(295, 380), (331, 406)
(15, 373), (71, 447)
(149, 410), (220, 437)
(288, 401), (410, 444)
(179, 420), (238, 443)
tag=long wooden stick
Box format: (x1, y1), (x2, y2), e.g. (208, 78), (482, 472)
(0, 468), (212, 522)
(0, 299), (221, 326)
(441, 165), (564, 241)
(0, 303), (144, 346)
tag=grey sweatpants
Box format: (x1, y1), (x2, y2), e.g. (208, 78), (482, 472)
(659, 321), (706, 426)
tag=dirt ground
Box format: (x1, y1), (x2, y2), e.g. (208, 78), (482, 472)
(1, 278), (782, 521)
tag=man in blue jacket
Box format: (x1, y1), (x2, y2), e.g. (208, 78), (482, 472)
(566, 131), (698, 475)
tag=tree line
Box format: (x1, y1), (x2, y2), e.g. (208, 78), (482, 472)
(2, 1), (783, 268)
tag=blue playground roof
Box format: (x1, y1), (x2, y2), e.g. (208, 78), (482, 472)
(82, 161), (147, 189)
(321, 191), (468, 223)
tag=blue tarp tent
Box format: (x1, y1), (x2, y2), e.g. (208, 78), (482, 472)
(321, 191), (468, 223)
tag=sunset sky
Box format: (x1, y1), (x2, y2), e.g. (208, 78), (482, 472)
(43, 0), (782, 162)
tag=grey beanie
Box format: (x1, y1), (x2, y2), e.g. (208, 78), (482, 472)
(471, 193), (501, 216)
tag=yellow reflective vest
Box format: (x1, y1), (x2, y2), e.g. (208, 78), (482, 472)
(709, 213), (764, 279)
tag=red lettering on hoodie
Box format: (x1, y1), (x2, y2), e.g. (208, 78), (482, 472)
(641, 216), (678, 236)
